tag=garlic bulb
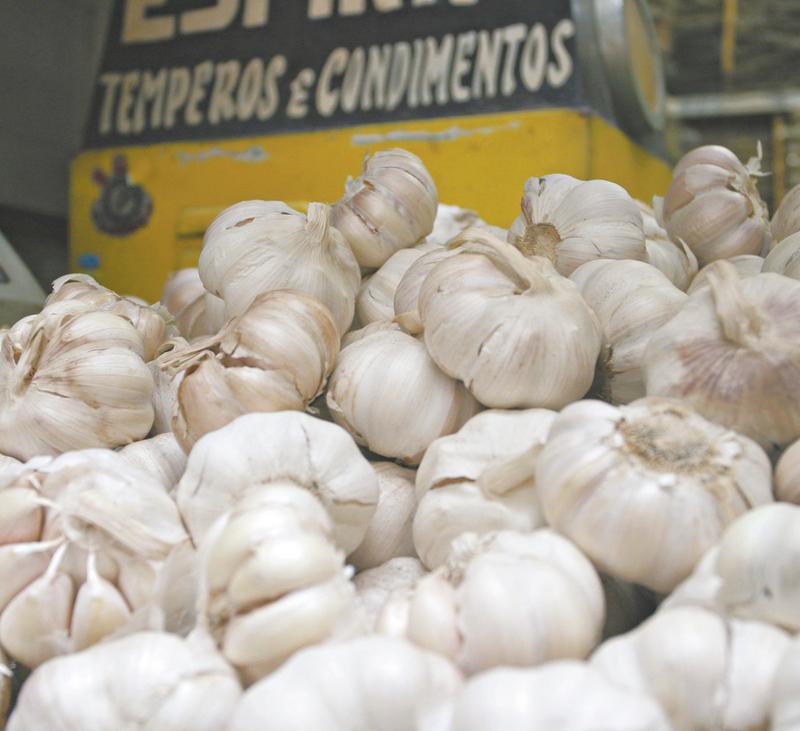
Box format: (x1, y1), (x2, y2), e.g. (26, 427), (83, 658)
(173, 291), (227, 340)
(165, 290), (339, 452)
(119, 433), (187, 493)
(427, 203), (506, 245)
(47, 273), (172, 361)
(687, 254), (763, 294)
(418, 229), (602, 408)
(591, 606), (790, 731)
(379, 529), (605, 675)
(0, 304), (154, 460)
(536, 397), (773, 593)
(637, 199), (698, 290)
(445, 661), (671, 731)
(7, 630), (241, 731)
(147, 339), (187, 435)
(354, 557), (427, 630)
(326, 323), (480, 464)
(199, 202), (360, 334)
(645, 261), (800, 449)
(771, 635), (800, 731)
(393, 245), (455, 321)
(176, 411), (378, 553)
(203, 199), (294, 246)
(771, 182), (800, 244)
(332, 148), (438, 269)
(354, 243), (436, 327)
(160, 268), (205, 316)
(347, 462), (417, 571)
(413, 408), (555, 569)
(198, 484), (358, 683)
(0, 450), (187, 667)
(776, 438), (800, 504)
(226, 636), (461, 731)
(662, 145), (770, 266)
(763, 230), (800, 280)
(571, 260), (687, 404)
(507, 175), (646, 276)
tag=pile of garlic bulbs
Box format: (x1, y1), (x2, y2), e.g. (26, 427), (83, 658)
(7, 142), (800, 730)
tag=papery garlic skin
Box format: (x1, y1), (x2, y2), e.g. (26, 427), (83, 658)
(198, 484), (358, 683)
(637, 199), (698, 290)
(332, 148), (438, 269)
(380, 529), (605, 675)
(446, 661), (671, 731)
(0, 305), (154, 460)
(354, 557), (427, 630)
(174, 291), (227, 340)
(763, 230), (800, 280)
(687, 254), (763, 294)
(591, 606), (790, 731)
(176, 411), (378, 553)
(226, 636), (461, 731)
(413, 408), (555, 570)
(771, 183), (800, 245)
(199, 202), (360, 334)
(537, 397), (773, 593)
(777, 439), (800, 505)
(663, 145), (770, 266)
(570, 260), (687, 404)
(326, 324), (480, 464)
(161, 268), (205, 317)
(167, 290), (340, 452)
(427, 203), (506, 246)
(393, 246), (455, 324)
(147, 339), (187, 435)
(6, 630), (241, 731)
(119, 433), (187, 494)
(508, 175), (646, 276)
(348, 463), (418, 570)
(419, 229), (602, 409)
(645, 261), (800, 449)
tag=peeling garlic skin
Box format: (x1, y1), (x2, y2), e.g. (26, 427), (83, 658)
(537, 398), (773, 594)
(663, 145), (770, 266)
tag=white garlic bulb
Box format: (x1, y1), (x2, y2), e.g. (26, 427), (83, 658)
(413, 408), (555, 569)
(771, 635), (800, 731)
(427, 203), (506, 245)
(379, 529), (605, 675)
(166, 290), (340, 452)
(332, 148), (438, 269)
(393, 245), (455, 322)
(160, 268), (205, 316)
(147, 338), (187, 435)
(536, 397), (773, 593)
(591, 606), (790, 731)
(686, 254), (763, 294)
(570, 259), (687, 404)
(173, 291), (227, 340)
(199, 202), (360, 334)
(176, 411), (378, 553)
(47, 273), (172, 361)
(354, 557), (427, 630)
(118, 433), (187, 493)
(763, 230), (800, 280)
(326, 323), (480, 464)
(507, 175), (646, 276)
(771, 182), (800, 245)
(645, 261), (800, 449)
(419, 229), (602, 409)
(0, 304), (154, 460)
(776, 438), (800, 505)
(0, 450), (187, 667)
(445, 661), (671, 731)
(637, 199), (698, 290)
(226, 636), (461, 731)
(662, 145), (770, 266)
(6, 630), (241, 731)
(198, 484), (358, 683)
(354, 243), (437, 327)
(347, 462), (417, 571)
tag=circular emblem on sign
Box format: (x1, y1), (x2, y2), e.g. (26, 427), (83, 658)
(91, 155), (153, 236)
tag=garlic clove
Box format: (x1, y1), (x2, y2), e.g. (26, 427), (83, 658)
(393, 245), (455, 321)
(763, 230), (800, 280)
(160, 268), (205, 316)
(353, 557), (427, 631)
(0, 486), (43, 544)
(686, 253), (763, 294)
(0, 544), (54, 612)
(118, 433), (187, 494)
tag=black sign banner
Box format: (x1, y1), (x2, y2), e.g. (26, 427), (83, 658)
(85, 0), (581, 148)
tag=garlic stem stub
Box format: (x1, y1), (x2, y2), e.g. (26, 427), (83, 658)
(645, 260), (800, 449)
(331, 148), (439, 269)
(663, 144), (770, 266)
(507, 175), (646, 276)
(536, 397), (773, 593)
(199, 201), (360, 335)
(418, 228), (602, 409)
